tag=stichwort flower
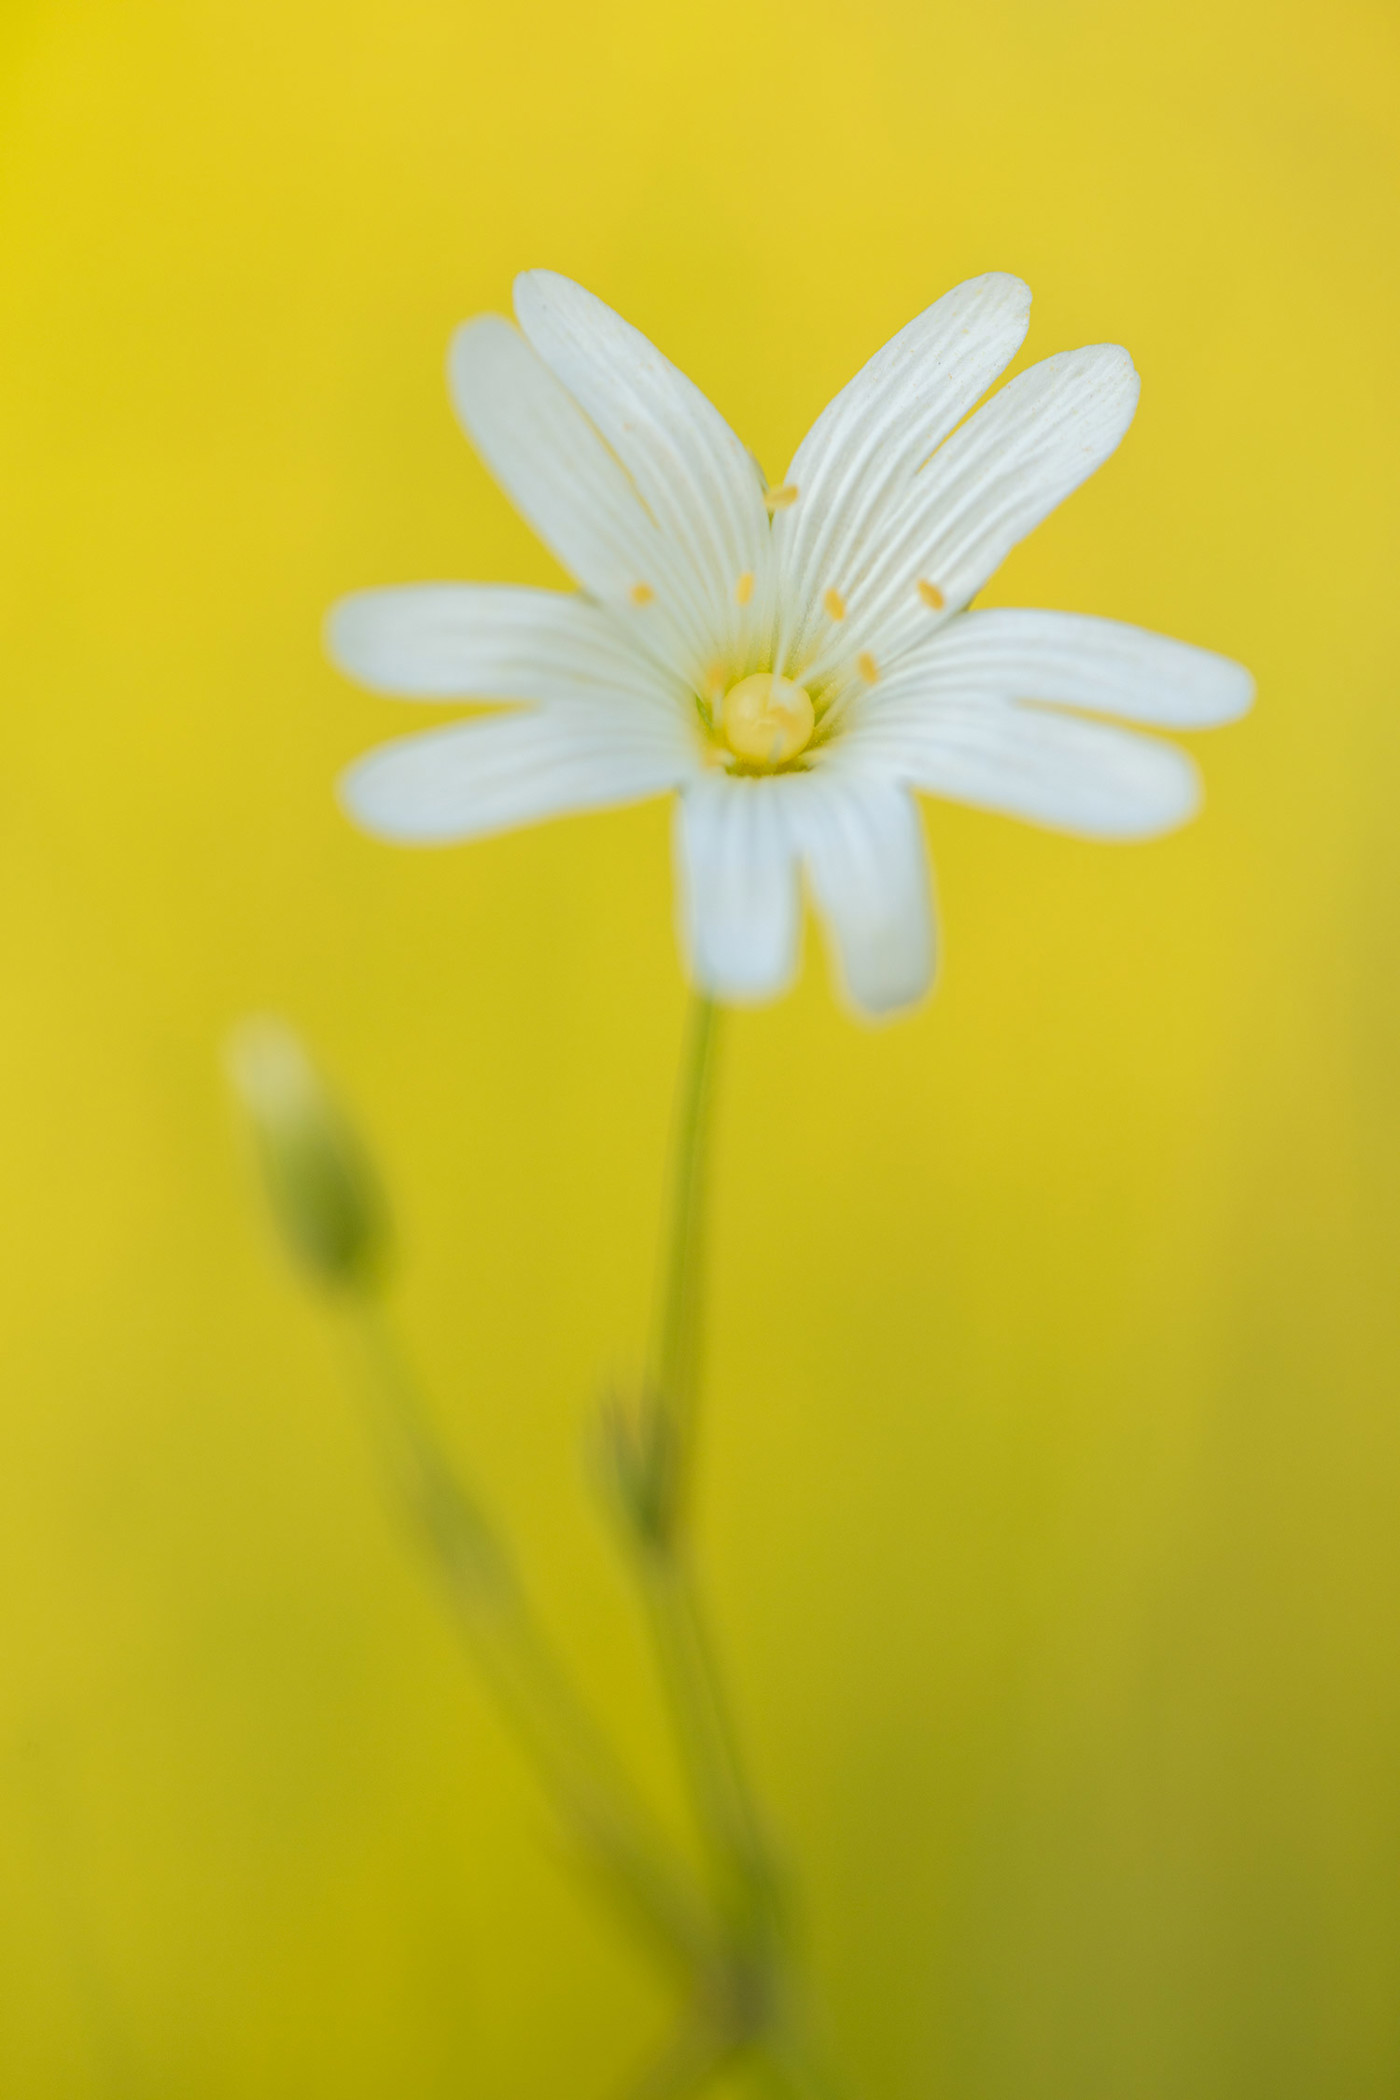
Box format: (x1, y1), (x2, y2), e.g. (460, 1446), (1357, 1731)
(329, 273), (1252, 1016)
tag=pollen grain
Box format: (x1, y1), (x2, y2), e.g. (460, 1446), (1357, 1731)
(735, 571), (755, 606)
(629, 582), (655, 606)
(823, 587), (847, 622)
(857, 651), (879, 685)
(764, 484), (799, 512)
(917, 578), (945, 610)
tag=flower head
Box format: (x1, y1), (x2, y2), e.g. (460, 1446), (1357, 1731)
(330, 273), (1252, 1016)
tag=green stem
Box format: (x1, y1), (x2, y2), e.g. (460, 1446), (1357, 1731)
(347, 1298), (720, 1980)
(621, 994), (837, 2091)
(634, 1546), (780, 1946)
(638, 997), (775, 1924)
(642, 993), (722, 1543)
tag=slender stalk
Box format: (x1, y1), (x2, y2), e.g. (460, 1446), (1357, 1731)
(641, 993), (722, 1543)
(634, 1549), (780, 1946)
(616, 993), (840, 2096)
(635, 996), (777, 1926)
(346, 1297), (721, 1980)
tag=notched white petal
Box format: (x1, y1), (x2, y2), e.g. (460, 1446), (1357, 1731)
(513, 270), (771, 652)
(674, 777), (801, 1003)
(850, 701), (1201, 839)
(883, 610), (1255, 729)
(850, 343), (1142, 661)
(327, 583), (668, 705)
(447, 314), (713, 669)
(773, 272), (1033, 659)
(341, 708), (691, 846)
(793, 780), (935, 1018)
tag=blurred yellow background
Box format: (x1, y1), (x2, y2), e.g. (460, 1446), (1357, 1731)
(1, 0), (1397, 2092)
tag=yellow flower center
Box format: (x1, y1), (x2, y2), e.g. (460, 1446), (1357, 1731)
(719, 672), (815, 768)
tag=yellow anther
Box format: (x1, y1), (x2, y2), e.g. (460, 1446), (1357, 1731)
(735, 571), (755, 606)
(823, 587), (847, 622)
(764, 484), (798, 513)
(720, 672), (815, 768)
(917, 578), (945, 610)
(630, 582), (654, 606)
(857, 651), (879, 685)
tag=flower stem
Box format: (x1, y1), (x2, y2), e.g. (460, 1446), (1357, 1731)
(633, 1546), (781, 1950)
(345, 1297), (721, 1981)
(613, 993), (839, 2094)
(643, 992), (722, 1543)
(639, 997), (776, 1927)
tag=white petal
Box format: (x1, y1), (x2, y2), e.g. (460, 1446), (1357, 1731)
(771, 275), (1031, 663)
(327, 583), (677, 708)
(840, 345), (1141, 668)
(341, 705), (693, 845)
(847, 700), (1199, 838)
(447, 315), (712, 672)
(513, 272), (771, 660)
(884, 609), (1254, 727)
(791, 778), (935, 1017)
(674, 775), (801, 1003)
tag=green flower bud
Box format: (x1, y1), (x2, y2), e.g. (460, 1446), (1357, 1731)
(225, 1016), (391, 1292)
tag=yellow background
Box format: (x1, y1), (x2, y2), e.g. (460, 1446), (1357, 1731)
(1, 0), (1397, 2092)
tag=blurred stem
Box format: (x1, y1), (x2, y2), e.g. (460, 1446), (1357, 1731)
(639, 997), (775, 1925)
(622, 994), (834, 2094)
(642, 993), (722, 1541)
(345, 1297), (720, 1980)
(634, 1546), (780, 1949)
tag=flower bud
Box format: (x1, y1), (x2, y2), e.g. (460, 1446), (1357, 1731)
(225, 1016), (391, 1291)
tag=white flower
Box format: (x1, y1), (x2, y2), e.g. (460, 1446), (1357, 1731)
(330, 272), (1252, 1017)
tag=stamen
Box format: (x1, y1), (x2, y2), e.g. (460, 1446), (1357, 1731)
(764, 484), (799, 513)
(735, 571), (755, 606)
(857, 651), (879, 685)
(630, 582), (654, 606)
(917, 579), (945, 610)
(823, 587), (847, 622)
